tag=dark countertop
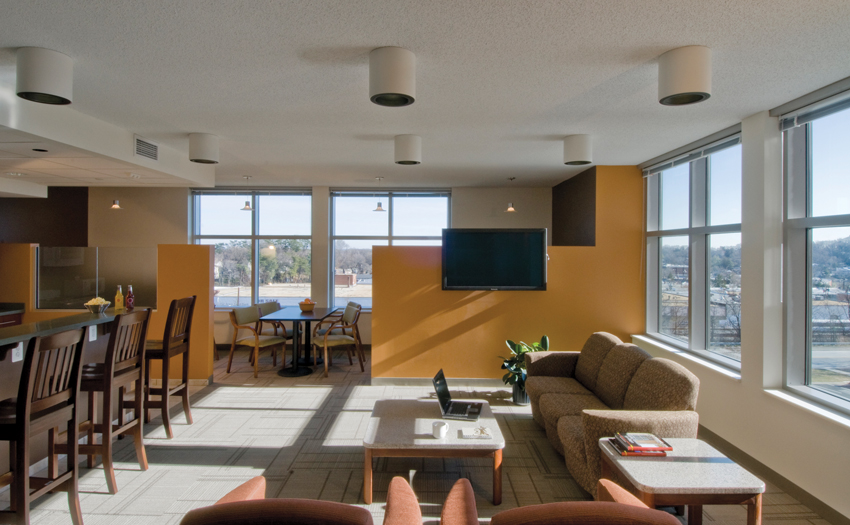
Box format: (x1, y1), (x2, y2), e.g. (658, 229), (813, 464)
(0, 303), (25, 316)
(0, 309), (120, 347)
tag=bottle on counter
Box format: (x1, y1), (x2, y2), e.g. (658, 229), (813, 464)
(126, 285), (135, 310)
(115, 285), (124, 310)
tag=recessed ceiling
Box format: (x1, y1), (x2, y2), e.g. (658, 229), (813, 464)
(0, 1), (849, 188)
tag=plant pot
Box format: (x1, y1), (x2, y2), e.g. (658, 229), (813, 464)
(512, 383), (529, 405)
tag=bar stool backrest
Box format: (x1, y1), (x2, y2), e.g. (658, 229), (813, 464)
(163, 296), (197, 352)
(20, 328), (86, 421)
(108, 309), (151, 376)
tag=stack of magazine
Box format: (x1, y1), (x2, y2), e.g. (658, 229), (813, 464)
(608, 433), (673, 457)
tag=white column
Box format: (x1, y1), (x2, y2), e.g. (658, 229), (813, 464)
(311, 186), (330, 307)
(740, 111), (783, 389)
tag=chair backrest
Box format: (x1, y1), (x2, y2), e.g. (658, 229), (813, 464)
(19, 328), (86, 419)
(231, 305), (260, 327)
(341, 302), (362, 325)
(163, 296), (197, 350)
(181, 499), (374, 525)
(257, 301), (281, 317)
(107, 309), (151, 375)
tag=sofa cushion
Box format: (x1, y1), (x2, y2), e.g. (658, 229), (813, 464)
(574, 332), (621, 392)
(557, 416), (595, 496)
(593, 344), (651, 409)
(539, 393), (609, 428)
(622, 358), (699, 411)
(526, 376), (592, 405)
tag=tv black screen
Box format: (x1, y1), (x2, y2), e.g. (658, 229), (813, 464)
(442, 228), (547, 290)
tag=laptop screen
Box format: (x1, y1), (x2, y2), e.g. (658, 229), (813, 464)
(432, 369), (452, 412)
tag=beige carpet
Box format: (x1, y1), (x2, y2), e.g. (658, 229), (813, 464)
(14, 347), (830, 525)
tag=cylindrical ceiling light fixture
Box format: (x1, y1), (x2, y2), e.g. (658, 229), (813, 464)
(658, 45), (711, 106)
(370, 47), (415, 107)
(16, 47), (73, 105)
(563, 135), (592, 166)
(189, 133), (220, 164)
(394, 134), (421, 165)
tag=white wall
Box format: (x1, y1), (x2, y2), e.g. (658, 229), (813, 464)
(451, 186), (552, 240)
(635, 111), (850, 520)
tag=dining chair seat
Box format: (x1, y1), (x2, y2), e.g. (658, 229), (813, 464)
(258, 326), (294, 338)
(234, 335), (288, 348)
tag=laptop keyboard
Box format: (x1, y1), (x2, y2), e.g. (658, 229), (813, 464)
(447, 403), (468, 415)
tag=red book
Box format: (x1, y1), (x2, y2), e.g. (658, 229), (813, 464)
(615, 433), (673, 452)
(609, 438), (667, 457)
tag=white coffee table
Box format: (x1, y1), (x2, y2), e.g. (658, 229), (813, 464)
(599, 437), (765, 525)
(363, 399), (505, 504)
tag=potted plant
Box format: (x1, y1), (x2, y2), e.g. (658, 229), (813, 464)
(501, 335), (549, 405)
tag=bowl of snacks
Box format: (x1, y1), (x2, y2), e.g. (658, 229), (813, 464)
(298, 298), (315, 312)
(84, 297), (110, 314)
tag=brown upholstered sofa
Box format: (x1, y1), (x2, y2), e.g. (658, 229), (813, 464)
(525, 332), (700, 496)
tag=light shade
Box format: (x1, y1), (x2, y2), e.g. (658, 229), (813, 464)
(658, 45), (712, 106)
(505, 203), (516, 213)
(394, 134), (421, 165)
(563, 135), (592, 165)
(370, 47), (415, 107)
(189, 133), (219, 164)
(374, 201), (386, 212)
(16, 47), (73, 105)
(111, 200), (121, 210)
(241, 201), (252, 211)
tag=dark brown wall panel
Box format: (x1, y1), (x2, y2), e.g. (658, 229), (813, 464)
(552, 167), (595, 246)
(0, 187), (88, 246)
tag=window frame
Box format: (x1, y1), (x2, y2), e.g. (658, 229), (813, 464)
(191, 189), (312, 307)
(645, 135), (743, 370)
(782, 96), (850, 414)
(329, 190), (451, 308)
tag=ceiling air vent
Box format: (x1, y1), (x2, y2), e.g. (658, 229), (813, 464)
(134, 135), (158, 161)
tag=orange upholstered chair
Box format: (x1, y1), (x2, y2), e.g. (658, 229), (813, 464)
(180, 476), (373, 525)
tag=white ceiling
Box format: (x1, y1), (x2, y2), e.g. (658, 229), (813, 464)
(0, 0), (849, 189)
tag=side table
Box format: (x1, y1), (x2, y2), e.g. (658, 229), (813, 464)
(599, 437), (765, 525)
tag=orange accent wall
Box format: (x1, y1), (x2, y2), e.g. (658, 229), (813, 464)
(372, 166), (644, 379)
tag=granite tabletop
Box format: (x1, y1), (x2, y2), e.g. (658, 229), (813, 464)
(599, 437), (765, 495)
(363, 399), (505, 450)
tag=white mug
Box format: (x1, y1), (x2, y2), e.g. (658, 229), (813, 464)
(432, 421), (448, 438)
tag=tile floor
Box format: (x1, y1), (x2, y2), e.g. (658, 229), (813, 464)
(17, 348), (832, 524)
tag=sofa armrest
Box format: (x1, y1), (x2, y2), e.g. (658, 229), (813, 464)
(385, 477), (422, 525)
(441, 478), (479, 525)
(526, 351), (580, 378)
(215, 476), (266, 505)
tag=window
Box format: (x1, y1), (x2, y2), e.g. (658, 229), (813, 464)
(645, 137), (743, 366)
(193, 191), (311, 308)
(783, 98), (850, 408)
(330, 191), (449, 308)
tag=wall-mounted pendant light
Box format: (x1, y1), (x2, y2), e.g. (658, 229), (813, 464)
(505, 203), (516, 213)
(189, 133), (219, 164)
(658, 45), (712, 106)
(241, 176), (253, 210)
(374, 177), (387, 212)
(111, 200), (122, 210)
(563, 135), (592, 165)
(394, 134), (421, 165)
(16, 47), (73, 105)
(370, 47), (415, 107)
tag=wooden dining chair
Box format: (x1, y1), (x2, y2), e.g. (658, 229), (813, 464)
(145, 295), (196, 439)
(256, 301), (293, 339)
(54, 309), (151, 494)
(227, 305), (288, 378)
(312, 302), (365, 377)
(0, 328), (86, 525)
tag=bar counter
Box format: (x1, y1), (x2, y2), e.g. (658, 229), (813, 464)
(0, 309), (121, 349)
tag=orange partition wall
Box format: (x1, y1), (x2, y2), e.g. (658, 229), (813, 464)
(147, 244), (215, 383)
(371, 166), (644, 379)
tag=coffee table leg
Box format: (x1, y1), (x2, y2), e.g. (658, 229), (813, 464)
(688, 504), (703, 525)
(493, 448), (502, 505)
(363, 448), (373, 504)
(748, 494), (762, 525)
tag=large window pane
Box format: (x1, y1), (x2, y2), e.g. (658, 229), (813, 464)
(200, 239), (252, 307)
(812, 107), (850, 218)
(393, 197), (448, 236)
(660, 164), (689, 230)
(810, 227), (850, 402)
(334, 196), (389, 236)
(708, 233), (741, 360)
(709, 145), (742, 226)
(660, 236), (689, 342)
(258, 239), (312, 306)
(199, 195), (252, 236)
(333, 239), (387, 308)
(259, 195), (311, 236)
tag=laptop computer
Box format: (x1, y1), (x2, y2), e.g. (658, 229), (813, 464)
(432, 369), (483, 421)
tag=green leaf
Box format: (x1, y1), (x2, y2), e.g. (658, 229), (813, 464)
(506, 340), (519, 353)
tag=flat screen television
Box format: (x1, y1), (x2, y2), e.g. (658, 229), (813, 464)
(442, 228), (547, 290)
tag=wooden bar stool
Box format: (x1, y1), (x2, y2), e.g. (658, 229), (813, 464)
(54, 309), (151, 494)
(145, 296), (196, 439)
(0, 328), (86, 525)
